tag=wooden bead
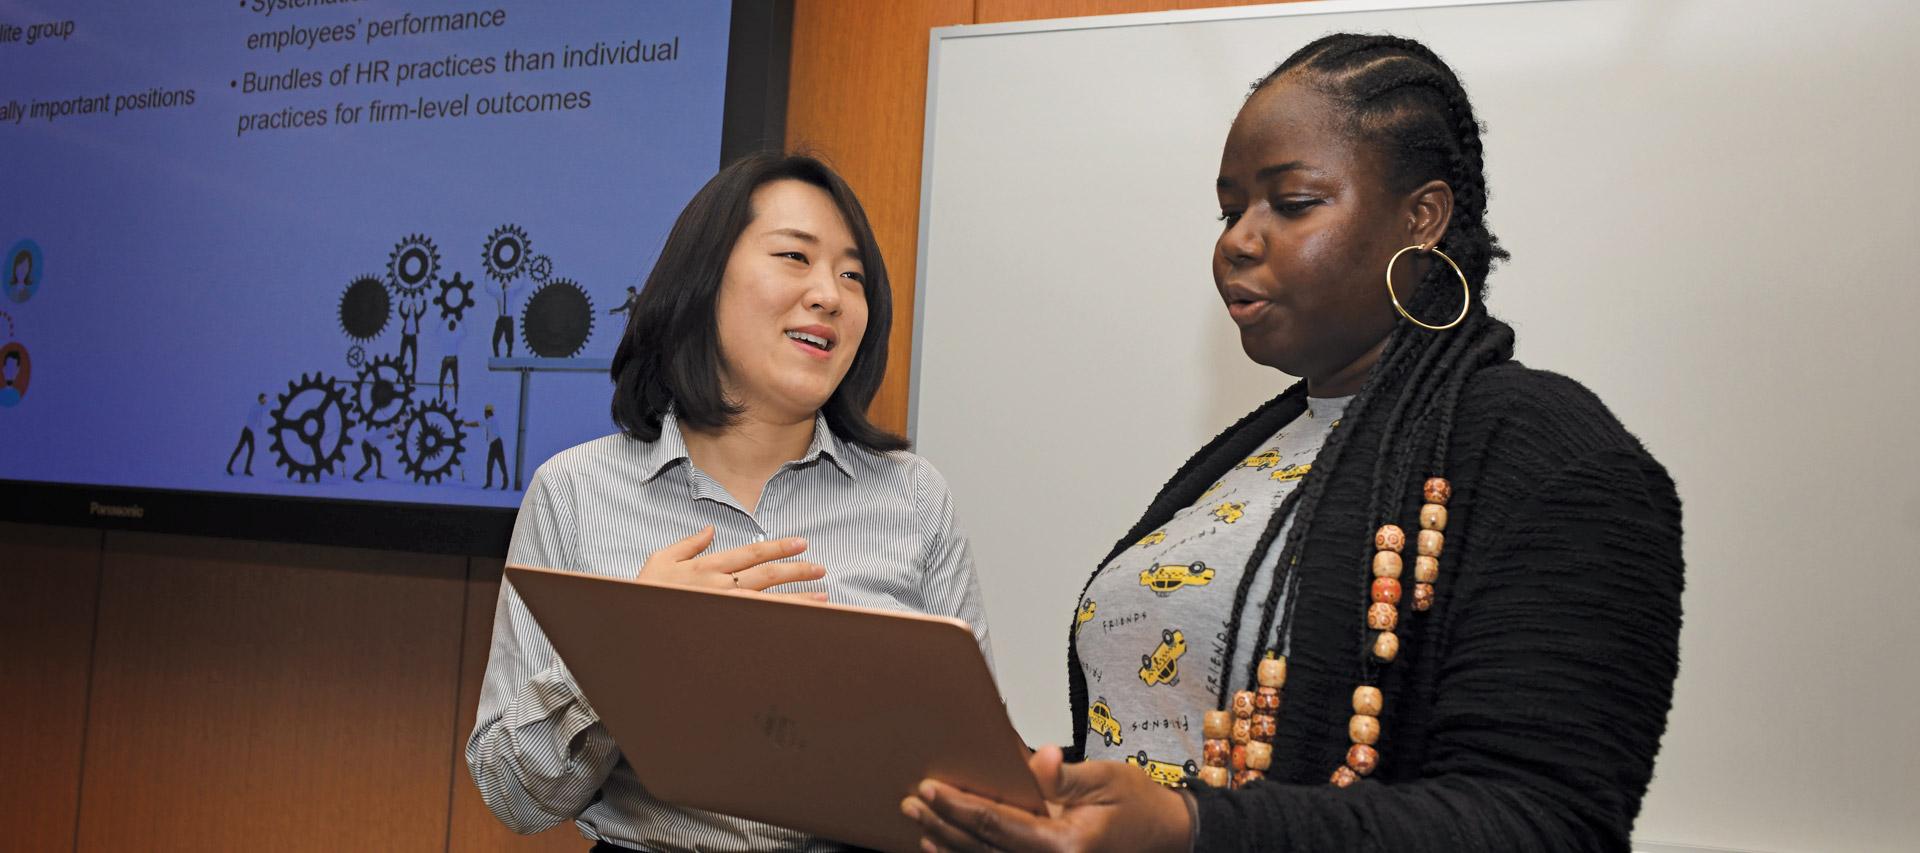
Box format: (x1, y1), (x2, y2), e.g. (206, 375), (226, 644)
(1372, 550), (1403, 579)
(1416, 529), (1444, 558)
(1371, 577), (1402, 604)
(1256, 656), (1288, 688)
(1202, 710), (1232, 739)
(1414, 555), (1440, 583)
(1420, 503), (1448, 531)
(1330, 766), (1359, 787)
(1198, 765), (1230, 788)
(1367, 602), (1398, 631)
(1349, 714), (1381, 745)
(1230, 743), (1247, 771)
(1232, 769), (1265, 787)
(1203, 738), (1231, 767)
(1251, 713), (1277, 741)
(1347, 743), (1379, 776)
(1413, 582), (1435, 612)
(1423, 477), (1451, 505)
(1254, 686), (1281, 713)
(1231, 718), (1252, 745)
(1245, 741), (1273, 771)
(1373, 524), (1405, 552)
(1372, 630), (1400, 663)
(1231, 690), (1256, 719)
(1353, 686), (1383, 716)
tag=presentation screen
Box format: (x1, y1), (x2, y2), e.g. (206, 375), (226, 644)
(0, 1), (778, 552)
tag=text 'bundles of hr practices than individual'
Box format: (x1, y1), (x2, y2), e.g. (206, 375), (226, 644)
(0, 3), (687, 137)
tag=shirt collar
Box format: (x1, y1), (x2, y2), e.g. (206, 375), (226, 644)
(639, 409), (854, 482)
(796, 412), (856, 480)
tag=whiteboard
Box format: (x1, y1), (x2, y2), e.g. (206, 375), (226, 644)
(909, 1), (1920, 851)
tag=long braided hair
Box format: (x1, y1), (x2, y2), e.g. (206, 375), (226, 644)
(1208, 33), (1520, 710)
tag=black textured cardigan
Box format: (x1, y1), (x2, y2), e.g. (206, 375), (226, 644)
(1064, 361), (1685, 852)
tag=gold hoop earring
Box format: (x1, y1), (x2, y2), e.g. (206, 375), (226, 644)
(1384, 244), (1471, 331)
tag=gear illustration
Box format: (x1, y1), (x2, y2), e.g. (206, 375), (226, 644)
(386, 233), (441, 298)
(353, 353), (414, 429)
(346, 344), (366, 370)
(338, 274), (392, 341)
(482, 224), (531, 284)
(395, 398), (468, 484)
(521, 278), (595, 358)
(434, 271), (477, 325)
(267, 373), (353, 482)
(525, 254), (553, 284)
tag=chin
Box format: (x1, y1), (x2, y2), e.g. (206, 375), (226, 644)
(1238, 333), (1302, 376)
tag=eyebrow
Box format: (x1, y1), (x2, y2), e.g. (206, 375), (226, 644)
(765, 227), (863, 261)
(1217, 161), (1310, 189)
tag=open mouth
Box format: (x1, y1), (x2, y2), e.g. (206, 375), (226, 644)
(785, 330), (834, 353)
(1226, 298), (1271, 325)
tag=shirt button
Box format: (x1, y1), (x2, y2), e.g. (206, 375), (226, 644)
(753, 533), (766, 543)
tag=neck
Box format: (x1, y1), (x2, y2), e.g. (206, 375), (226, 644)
(681, 406), (818, 513)
(1307, 336), (1389, 398)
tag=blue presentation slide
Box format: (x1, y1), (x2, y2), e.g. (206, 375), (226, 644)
(0, 1), (730, 508)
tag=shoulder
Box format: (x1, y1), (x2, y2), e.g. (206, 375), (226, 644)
(1456, 361), (1650, 464)
(834, 444), (954, 507)
(525, 433), (648, 493)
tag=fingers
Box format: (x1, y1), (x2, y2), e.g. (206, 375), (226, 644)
(731, 559), (827, 593)
(903, 791), (995, 853)
(654, 526), (716, 563)
(768, 590), (830, 602)
(692, 536), (808, 575)
(906, 780), (1055, 853)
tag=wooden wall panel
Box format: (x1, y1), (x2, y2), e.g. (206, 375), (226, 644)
(75, 533), (466, 852)
(785, 0), (975, 438)
(447, 562), (584, 852)
(0, 523), (102, 853)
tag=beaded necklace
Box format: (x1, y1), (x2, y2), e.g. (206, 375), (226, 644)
(1196, 474), (1452, 790)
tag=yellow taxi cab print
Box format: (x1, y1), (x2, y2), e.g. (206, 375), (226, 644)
(1201, 480), (1225, 499)
(1075, 599), (1097, 634)
(1088, 698), (1124, 747)
(1211, 501), (1245, 524)
(1135, 529), (1167, 547)
(1139, 562), (1215, 595)
(1269, 463), (1310, 482)
(1125, 751), (1199, 787)
(1138, 628), (1186, 686)
(1239, 450), (1282, 470)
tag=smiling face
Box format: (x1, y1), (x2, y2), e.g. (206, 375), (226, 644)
(1213, 79), (1447, 391)
(712, 179), (869, 423)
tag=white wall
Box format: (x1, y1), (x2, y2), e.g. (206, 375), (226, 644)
(910, 2), (1920, 851)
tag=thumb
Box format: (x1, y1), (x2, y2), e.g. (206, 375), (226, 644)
(657, 525), (716, 562)
(1028, 744), (1092, 804)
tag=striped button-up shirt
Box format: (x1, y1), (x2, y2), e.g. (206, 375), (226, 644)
(467, 412), (993, 852)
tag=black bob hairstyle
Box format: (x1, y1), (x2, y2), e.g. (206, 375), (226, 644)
(609, 152), (908, 453)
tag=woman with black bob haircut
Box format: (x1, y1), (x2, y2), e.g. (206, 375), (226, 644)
(902, 33), (1684, 852)
(470, 152), (994, 852)
(610, 152), (904, 452)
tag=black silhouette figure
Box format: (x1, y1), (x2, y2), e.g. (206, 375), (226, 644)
(352, 425), (390, 482)
(397, 300), (422, 380)
(226, 393), (267, 476)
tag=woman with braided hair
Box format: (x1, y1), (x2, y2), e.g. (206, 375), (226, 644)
(902, 33), (1683, 852)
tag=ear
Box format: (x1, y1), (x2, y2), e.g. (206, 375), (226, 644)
(1404, 179), (1454, 249)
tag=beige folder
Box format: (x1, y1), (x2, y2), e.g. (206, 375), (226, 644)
(503, 565), (1045, 853)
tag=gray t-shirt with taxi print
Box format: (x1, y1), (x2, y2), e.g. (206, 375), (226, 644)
(1076, 394), (1350, 783)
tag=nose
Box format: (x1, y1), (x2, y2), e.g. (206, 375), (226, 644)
(1218, 213), (1262, 268)
(806, 270), (843, 316)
